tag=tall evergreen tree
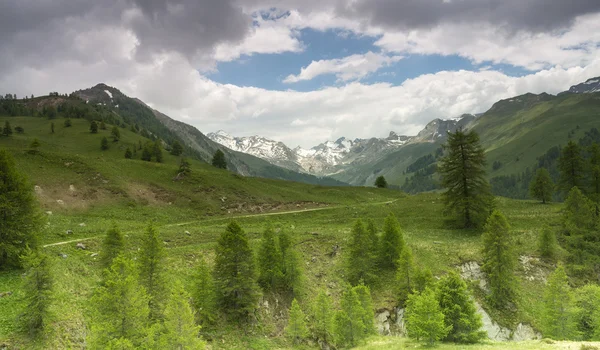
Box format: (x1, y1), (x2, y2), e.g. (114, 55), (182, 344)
(91, 256), (150, 348)
(213, 222), (260, 321)
(529, 168), (554, 204)
(374, 175), (388, 188)
(542, 264), (578, 340)
(354, 284), (376, 337)
(170, 140), (184, 156)
(2, 120), (12, 136)
(366, 219), (379, 255)
(279, 230), (303, 296)
(192, 256), (216, 327)
(413, 267), (435, 294)
(64, 118), (72, 127)
(406, 287), (450, 345)
(558, 141), (585, 195)
(99, 225), (125, 269)
(111, 126), (120, 142)
(28, 138), (40, 154)
(124, 147), (133, 159)
(437, 271), (485, 343)
(90, 120), (98, 133)
(141, 143), (153, 161)
(379, 213), (405, 270)
(139, 224), (167, 321)
(286, 299), (309, 344)
(100, 137), (109, 150)
(158, 280), (205, 349)
(257, 226), (283, 291)
(334, 287), (366, 348)
(574, 284), (600, 340)
(538, 226), (558, 261)
(347, 219), (377, 285)
(438, 129), (493, 228)
(178, 158), (191, 176)
(153, 140), (163, 163)
(0, 150), (40, 269)
(211, 150), (227, 169)
(481, 210), (517, 308)
(18, 250), (53, 337)
(396, 246), (416, 305)
(311, 290), (334, 347)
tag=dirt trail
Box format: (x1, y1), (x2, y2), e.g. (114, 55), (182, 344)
(43, 198), (399, 248)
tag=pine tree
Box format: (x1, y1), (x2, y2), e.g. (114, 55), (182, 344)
(558, 141), (585, 195)
(286, 299), (308, 344)
(563, 186), (596, 231)
(139, 224), (167, 321)
(542, 264), (578, 340)
(64, 118), (72, 127)
(90, 120), (98, 133)
(257, 226), (283, 291)
(158, 280), (205, 349)
(153, 140), (163, 163)
(101, 137), (109, 150)
(379, 213), (405, 270)
(18, 249), (53, 337)
(170, 140), (184, 156)
(574, 284), (600, 340)
(211, 150), (227, 169)
(396, 246), (416, 305)
(91, 256), (150, 348)
(28, 138), (41, 154)
(413, 267), (435, 294)
(481, 210), (517, 308)
(213, 222), (260, 321)
(3, 120), (13, 136)
(366, 219), (379, 256)
(0, 150), (40, 268)
(437, 271), (485, 343)
(178, 158), (191, 176)
(562, 187), (599, 276)
(354, 284), (376, 337)
(529, 168), (554, 204)
(141, 144), (153, 161)
(99, 225), (125, 269)
(124, 147), (132, 159)
(279, 230), (304, 296)
(111, 126), (120, 142)
(406, 287), (450, 345)
(438, 129), (493, 228)
(311, 290), (334, 346)
(374, 175), (388, 188)
(334, 287), (366, 348)
(538, 225), (558, 261)
(347, 219), (377, 285)
(192, 256), (216, 326)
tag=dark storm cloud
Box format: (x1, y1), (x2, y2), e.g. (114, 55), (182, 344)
(340, 0), (600, 32)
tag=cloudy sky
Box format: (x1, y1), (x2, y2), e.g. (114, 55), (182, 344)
(2, 0), (600, 148)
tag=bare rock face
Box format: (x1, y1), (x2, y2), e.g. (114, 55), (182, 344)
(375, 310), (391, 335)
(475, 302), (511, 341)
(512, 323), (542, 341)
(459, 261), (489, 292)
(395, 308), (407, 336)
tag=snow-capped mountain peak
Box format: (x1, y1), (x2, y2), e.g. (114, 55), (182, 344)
(565, 76), (600, 94)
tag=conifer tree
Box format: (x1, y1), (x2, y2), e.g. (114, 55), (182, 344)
(374, 175), (388, 188)
(354, 284), (376, 337)
(124, 147), (132, 159)
(192, 256), (216, 327)
(153, 140), (163, 163)
(90, 120), (98, 133)
(574, 284), (600, 340)
(529, 168), (554, 204)
(101, 136), (109, 150)
(170, 140), (184, 156)
(111, 126), (120, 142)
(438, 129), (493, 228)
(158, 280), (205, 349)
(589, 143), (600, 214)
(91, 256), (150, 348)
(379, 213), (405, 270)
(0, 150), (40, 268)
(257, 226), (283, 291)
(99, 225), (125, 269)
(538, 226), (558, 261)
(139, 224), (167, 321)
(178, 158), (191, 176)
(347, 219), (377, 285)
(397, 246), (416, 305)
(213, 222), (260, 321)
(406, 287), (450, 345)
(311, 290), (334, 346)
(211, 149), (227, 169)
(542, 264), (578, 340)
(366, 219), (379, 255)
(28, 138), (41, 154)
(437, 271), (485, 343)
(18, 250), (53, 337)
(562, 187), (599, 276)
(286, 299), (308, 344)
(100, 121), (106, 130)
(64, 118), (72, 127)
(334, 287), (366, 348)
(481, 210), (517, 308)
(413, 267), (435, 294)
(279, 230), (303, 296)
(141, 144), (153, 161)
(563, 186), (596, 232)
(3, 120), (13, 136)
(558, 141), (585, 194)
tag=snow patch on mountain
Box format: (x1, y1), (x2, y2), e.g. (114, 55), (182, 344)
(565, 76), (600, 94)
(104, 90), (113, 99)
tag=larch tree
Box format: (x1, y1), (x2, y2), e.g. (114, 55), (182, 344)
(153, 140), (163, 163)
(138, 224), (167, 321)
(354, 284), (376, 337)
(90, 120), (98, 133)
(3, 120), (13, 136)
(436, 271), (485, 343)
(562, 187), (598, 275)
(101, 137), (109, 150)
(286, 299), (309, 344)
(111, 126), (120, 142)
(405, 287), (450, 346)
(311, 290), (334, 347)
(481, 210), (517, 308)
(438, 129), (493, 228)
(18, 249), (53, 337)
(529, 168), (554, 204)
(334, 287), (366, 348)
(396, 246), (416, 305)
(558, 141), (585, 195)
(170, 140), (184, 156)
(213, 222), (260, 322)
(99, 225), (125, 270)
(257, 226), (284, 292)
(538, 225), (558, 261)
(365, 219), (379, 256)
(574, 284), (600, 340)
(279, 230), (304, 296)
(347, 219), (377, 285)
(542, 264), (578, 340)
(192, 256), (216, 327)
(158, 280), (205, 349)
(211, 149), (227, 169)
(379, 213), (405, 270)
(0, 150), (41, 269)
